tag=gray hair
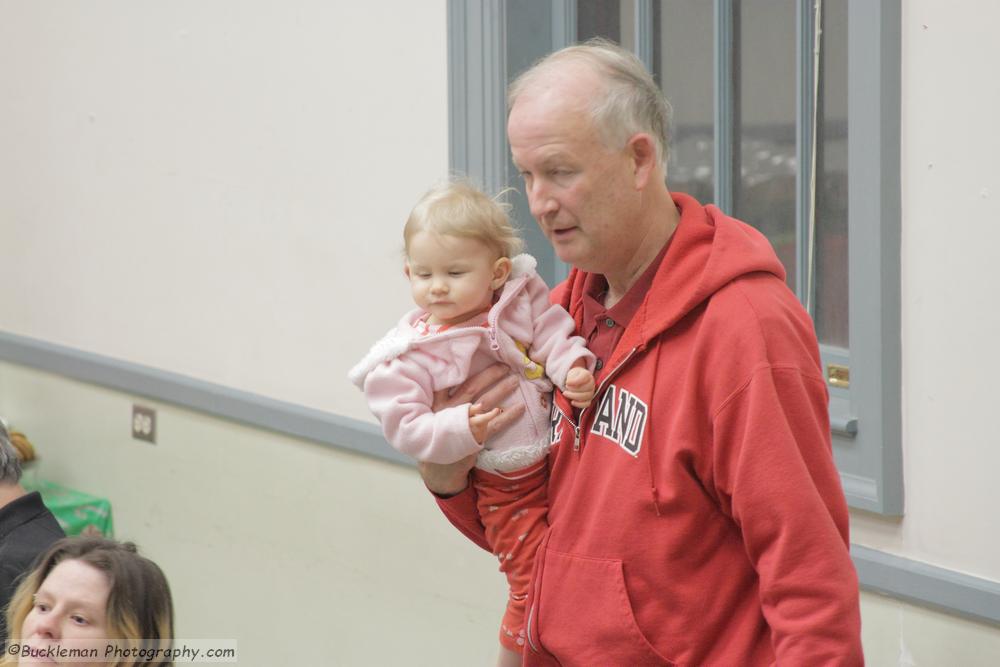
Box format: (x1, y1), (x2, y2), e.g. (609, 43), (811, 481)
(0, 418), (22, 484)
(507, 37), (673, 168)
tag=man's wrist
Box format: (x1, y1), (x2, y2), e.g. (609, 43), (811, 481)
(428, 480), (469, 499)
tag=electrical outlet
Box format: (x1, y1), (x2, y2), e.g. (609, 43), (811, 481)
(132, 405), (156, 444)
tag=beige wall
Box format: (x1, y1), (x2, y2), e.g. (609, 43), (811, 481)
(849, 0), (1000, 582)
(0, 360), (505, 664)
(853, 1), (1000, 661)
(0, 0), (444, 423)
(861, 591), (1000, 666)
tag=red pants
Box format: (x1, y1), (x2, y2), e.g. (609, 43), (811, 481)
(473, 461), (549, 654)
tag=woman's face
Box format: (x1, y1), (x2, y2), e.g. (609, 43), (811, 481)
(19, 559), (111, 666)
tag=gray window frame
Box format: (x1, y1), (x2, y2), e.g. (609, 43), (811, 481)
(448, 0), (902, 515)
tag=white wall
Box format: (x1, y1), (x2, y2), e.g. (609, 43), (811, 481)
(861, 591), (1000, 666)
(0, 0), (443, 423)
(0, 360), (506, 665)
(0, 1), (510, 664)
(847, 2), (1000, 662)
(849, 1), (1000, 581)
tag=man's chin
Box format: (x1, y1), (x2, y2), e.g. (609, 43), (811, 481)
(553, 246), (594, 272)
(551, 240), (579, 262)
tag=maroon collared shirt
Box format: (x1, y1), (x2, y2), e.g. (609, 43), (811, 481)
(579, 238), (673, 372)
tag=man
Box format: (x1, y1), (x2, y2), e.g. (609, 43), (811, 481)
(0, 422), (65, 640)
(422, 39), (863, 665)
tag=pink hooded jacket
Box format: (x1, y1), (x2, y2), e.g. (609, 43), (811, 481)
(349, 254), (594, 473)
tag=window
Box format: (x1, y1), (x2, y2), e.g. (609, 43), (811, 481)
(448, 0), (900, 514)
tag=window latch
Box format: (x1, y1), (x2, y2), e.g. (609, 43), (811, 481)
(827, 363), (850, 389)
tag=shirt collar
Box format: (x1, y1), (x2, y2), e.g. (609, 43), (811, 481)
(580, 236), (673, 338)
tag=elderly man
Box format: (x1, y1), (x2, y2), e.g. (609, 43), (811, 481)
(0, 422), (64, 641)
(422, 38), (863, 666)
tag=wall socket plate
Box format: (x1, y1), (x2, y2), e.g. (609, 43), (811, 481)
(132, 405), (156, 444)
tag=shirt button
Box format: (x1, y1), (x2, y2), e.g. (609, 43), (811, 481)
(595, 359), (604, 371)
(605, 318), (615, 328)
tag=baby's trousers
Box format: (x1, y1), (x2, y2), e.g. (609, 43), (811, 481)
(473, 460), (549, 654)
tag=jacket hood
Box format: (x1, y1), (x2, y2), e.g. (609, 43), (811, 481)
(558, 192), (786, 365)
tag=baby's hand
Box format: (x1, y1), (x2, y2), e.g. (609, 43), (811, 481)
(563, 366), (596, 408)
(468, 403), (502, 444)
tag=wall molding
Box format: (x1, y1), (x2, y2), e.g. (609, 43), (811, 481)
(853, 545), (1000, 627)
(1, 330), (997, 627)
(0, 330), (407, 467)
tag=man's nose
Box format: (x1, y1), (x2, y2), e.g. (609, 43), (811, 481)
(527, 182), (557, 221)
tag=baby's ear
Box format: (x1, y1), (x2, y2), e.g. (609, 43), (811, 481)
(403, 262), (411, 279)
(491, 257), (512, 289)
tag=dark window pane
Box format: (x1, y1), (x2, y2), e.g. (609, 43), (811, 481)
(733, 0), (798, 292)
(654, 0), (715, 205)
(814, 0), (849, 348)
(576, 0), (622, 43)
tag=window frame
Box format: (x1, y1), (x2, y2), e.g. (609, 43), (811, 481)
(447, 0), (901, 514)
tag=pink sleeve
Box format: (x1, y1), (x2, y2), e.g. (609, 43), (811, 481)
(712, 366), (863, 665)
(363, 356), (482, 464)
(522, 274), (595, 387)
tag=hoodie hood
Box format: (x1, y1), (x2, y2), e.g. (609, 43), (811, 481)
(557, 192), (786, 368)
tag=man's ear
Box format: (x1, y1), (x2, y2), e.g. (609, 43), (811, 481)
(627, 133), (659, 190)
(491, 257), (512, 289)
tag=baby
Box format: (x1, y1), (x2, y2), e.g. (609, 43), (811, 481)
(349, 180), (595, 664)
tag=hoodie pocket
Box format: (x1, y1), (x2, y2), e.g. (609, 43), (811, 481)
(535, 548), (679, 667)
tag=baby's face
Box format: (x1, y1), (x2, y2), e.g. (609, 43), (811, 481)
(405, 231), (504, 326)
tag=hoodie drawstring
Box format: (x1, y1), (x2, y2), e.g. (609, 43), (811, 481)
(646, 336), (664, 517)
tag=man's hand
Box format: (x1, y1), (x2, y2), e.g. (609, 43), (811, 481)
(418, 363), (525, 496)
(564, 366), (596, 408)
(418, 452), (480, 497)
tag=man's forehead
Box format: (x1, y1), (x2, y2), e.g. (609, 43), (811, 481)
(511, 74), (593, 119)
(508, 98), (598, 165)
(510, 144), (574, 170)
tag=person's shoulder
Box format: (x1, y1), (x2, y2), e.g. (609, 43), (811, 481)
(700, 273), (820, 369)
(348, 312), (425, 387)
(0, 504), (63, 561)
(13, 495), (64, 536)
(711, 270), (801, 315)
(549, 276), (572, 307)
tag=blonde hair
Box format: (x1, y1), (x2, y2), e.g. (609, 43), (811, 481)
(403, 180), (524, 259)
(3, 538), (174, 667)
(508, 37), (672, 167)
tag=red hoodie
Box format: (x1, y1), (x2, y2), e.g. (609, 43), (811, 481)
(438, 193), (863, 666)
